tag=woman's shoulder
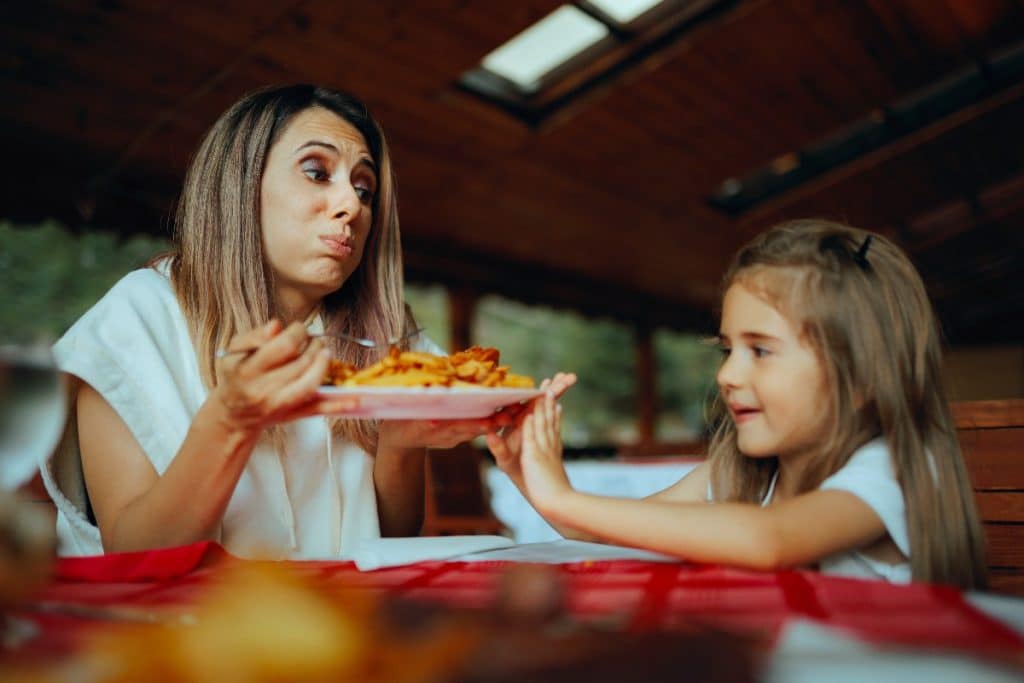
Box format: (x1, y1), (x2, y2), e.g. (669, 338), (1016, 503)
(105, 260), (175, 303)
(56, 261), (182, 352)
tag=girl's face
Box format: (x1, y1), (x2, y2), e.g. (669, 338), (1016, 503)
(260, 107), (378, 319)
(716, 281), (831, 463)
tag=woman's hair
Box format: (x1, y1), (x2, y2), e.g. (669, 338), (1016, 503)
(706, 219), (987, 589)
(168, 84), (405, 452)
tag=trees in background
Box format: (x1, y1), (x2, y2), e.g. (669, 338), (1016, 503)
(3, 222), (717, 448)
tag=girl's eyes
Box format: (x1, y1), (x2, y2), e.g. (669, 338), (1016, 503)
(716, 344), (770, 359)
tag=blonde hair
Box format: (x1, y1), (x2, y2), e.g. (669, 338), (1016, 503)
(167, 84), (406, 452)
(707, 219), (987, 589)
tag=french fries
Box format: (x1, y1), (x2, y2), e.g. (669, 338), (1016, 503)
(323, 345), (534, 389)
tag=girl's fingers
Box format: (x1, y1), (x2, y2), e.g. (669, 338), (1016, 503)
(522, 414), (535, 452)
(550, 372), (577, 398)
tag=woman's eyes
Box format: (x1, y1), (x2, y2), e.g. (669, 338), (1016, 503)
(354, 184), (375, 203)
(300, 160), (330, 182)
(300, 160), (376, 202)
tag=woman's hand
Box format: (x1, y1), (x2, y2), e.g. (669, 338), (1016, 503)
(377, 417), (498, 452)
(519, 391), (573, 513)
(211, 320), (357, 432)
(485, 373), (576, 489)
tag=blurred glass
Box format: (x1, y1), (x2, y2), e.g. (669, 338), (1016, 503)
(0, 344), (66, 490)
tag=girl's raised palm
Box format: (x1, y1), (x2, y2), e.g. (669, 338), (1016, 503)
(519, 392), (571, 511)
(485, 372), (576, 489)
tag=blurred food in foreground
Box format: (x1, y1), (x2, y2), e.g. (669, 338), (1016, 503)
(324, 346), (535, 389)
(2, 562), (755, 683)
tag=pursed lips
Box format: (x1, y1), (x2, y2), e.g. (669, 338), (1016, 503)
(319, 235), (354, 257)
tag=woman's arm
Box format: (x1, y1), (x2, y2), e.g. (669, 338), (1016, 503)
(79, 383), (260, 551)
(372, 444), (427, 537)
(80, 321), (352, 552)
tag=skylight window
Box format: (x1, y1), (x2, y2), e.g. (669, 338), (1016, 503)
(480, 6), (610, 93)
(583, 0), (667, 26)
(459, 1), (731, 127)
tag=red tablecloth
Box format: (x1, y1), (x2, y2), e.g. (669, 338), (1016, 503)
(13, 542), (1024, 662)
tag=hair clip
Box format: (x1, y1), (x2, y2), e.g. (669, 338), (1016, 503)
(854, 235), (873, 268)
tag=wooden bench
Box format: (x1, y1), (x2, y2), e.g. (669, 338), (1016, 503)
(953, 399), (1024, 596)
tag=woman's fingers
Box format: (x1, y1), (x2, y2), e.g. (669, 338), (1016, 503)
(285, 395), (360, 421)
(243, 321), (312, 373)
(486, 431), (513, 468)
(269, 347), (332, 411)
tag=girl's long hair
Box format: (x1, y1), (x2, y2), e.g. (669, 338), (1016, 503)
(167, 84), (406, 452)
(707, 219), (987, 589)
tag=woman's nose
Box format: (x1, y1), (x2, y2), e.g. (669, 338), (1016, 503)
(330, 181), (362, 222)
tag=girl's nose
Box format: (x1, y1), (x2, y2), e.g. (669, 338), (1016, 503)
(716, 352), (741, 390)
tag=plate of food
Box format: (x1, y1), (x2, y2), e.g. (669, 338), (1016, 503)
(319, 345), (543, 419)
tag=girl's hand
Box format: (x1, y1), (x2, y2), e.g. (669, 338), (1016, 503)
(519, 391), (572, 512)
(212, 320), (357, 432)
(485, 373), (576, 487)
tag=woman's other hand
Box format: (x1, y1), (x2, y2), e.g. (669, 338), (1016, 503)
(485, 372), (576, 489)
(212, 320), (356, 432)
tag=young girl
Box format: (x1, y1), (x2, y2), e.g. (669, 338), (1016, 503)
(488, 220), (987, 589)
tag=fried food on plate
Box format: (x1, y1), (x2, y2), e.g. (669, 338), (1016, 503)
(323, 345), (534, 389)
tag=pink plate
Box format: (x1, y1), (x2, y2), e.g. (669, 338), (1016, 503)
(317, 386), (543, 419)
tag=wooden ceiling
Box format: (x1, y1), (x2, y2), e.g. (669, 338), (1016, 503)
(4, 0), (1024, 344)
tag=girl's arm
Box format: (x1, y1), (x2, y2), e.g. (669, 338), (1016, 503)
(643, 460), (711, 503)
(80, 321), (353, 553)
(533, 489), (887, 570)
(520, 397), (887, 570)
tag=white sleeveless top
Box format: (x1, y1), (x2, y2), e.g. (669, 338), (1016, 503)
(710, 439), (911, 583)
(43, 264), (439, 559)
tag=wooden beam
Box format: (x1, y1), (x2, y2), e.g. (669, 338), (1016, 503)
(635, 322), (657, 446)
(404, 236), (715, 335)
(448, 286), (478, 353)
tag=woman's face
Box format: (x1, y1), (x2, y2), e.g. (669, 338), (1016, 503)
(260, 106), (377, 320)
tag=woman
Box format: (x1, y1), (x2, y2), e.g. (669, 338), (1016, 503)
(42, 84), (546, 558)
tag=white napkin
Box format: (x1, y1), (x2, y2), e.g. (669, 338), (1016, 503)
(765, 619), (1021, 682)
(455, 539), (678, 564)
(350, 535), (515, 571)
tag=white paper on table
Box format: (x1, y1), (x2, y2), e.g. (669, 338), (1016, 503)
(455, 539), (678, 564)
(350, 535), (515, 571)
(765, 618), (1022, 683)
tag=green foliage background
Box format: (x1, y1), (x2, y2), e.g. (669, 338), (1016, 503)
(0, 221), (170, 344)
(2, 222), (718, 447)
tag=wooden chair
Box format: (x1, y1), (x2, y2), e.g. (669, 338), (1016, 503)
(953, 399), (1024, 596)
(421, 444), (506, 537)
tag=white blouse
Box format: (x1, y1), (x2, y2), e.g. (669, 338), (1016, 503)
(43, 263), (439, 559)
